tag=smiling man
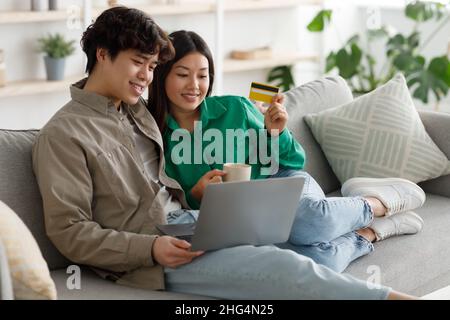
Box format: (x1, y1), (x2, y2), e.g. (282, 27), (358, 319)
(32, 7), (184, 289)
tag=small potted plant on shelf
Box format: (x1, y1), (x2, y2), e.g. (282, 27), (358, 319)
(38, 33), (75, 81)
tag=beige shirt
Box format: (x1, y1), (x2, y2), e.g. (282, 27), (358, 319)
(32, 79), (188, 290)
(119, 105), (181, 213)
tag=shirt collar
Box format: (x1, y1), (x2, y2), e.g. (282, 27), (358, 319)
(70, 78), (118, 115)
(166, 98), (227, 131)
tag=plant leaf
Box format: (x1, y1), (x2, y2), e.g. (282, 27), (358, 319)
(393, 53), (424, 72)
(405, 1), (446, 22)
(367, 26), (389, 40)
(325, 51), (336, 73)
(267, 65), (295, 92)
(37, 33), (75, 59)
(334, 43), (362, 79)
(406, 56), (450, 103)
(307, 10), (332, 32)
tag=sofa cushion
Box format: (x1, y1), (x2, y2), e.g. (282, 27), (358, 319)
(0, 129), (70, 270)
(51, 267), (214, 300)
(0, 201), (57, 299)
(338, 191), (450, 296)
(418, 111), (450, 198)
(304, 74), (450, 184)
(285, 76), (353, 194)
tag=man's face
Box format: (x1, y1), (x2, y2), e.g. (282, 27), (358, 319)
(101, 49), (159, 107)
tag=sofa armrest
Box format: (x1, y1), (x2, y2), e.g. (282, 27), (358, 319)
(418, 110), (450, 198)
(0, 239), (13, 300)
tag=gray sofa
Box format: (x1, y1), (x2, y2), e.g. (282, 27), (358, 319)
(1, 76), (449, 299)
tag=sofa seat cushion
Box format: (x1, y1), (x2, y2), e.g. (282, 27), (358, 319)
(326, 190), (450, 296)
(51, 267), (214, 300)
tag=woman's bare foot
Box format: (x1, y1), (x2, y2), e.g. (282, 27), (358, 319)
(365, 197), (388, 217)
(356, 227), (376, 242)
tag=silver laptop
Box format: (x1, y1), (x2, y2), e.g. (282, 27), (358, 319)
(157, 176), (305, 252)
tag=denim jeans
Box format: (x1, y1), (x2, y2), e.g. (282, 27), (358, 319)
(270, 168), (374, 273)
(164, 209), (389, 300)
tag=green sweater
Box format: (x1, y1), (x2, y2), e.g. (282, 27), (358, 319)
(163, 95), (306, 209)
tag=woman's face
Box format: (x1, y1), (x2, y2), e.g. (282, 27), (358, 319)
(165, 52), (210, 114)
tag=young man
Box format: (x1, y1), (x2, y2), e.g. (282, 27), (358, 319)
(32, 6), (413, 299)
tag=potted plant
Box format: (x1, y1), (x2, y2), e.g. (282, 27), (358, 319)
(267, 1), (450, 109)
(37, 33), (75, 81)
(306, 0), (450, 108)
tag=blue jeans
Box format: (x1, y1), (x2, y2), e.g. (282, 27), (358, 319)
(164, 201), (387, 299)
(270, 168), (374, 273)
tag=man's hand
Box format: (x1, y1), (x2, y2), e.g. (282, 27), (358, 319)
(256, 94), (288, 137)
(152, 235), (204, 268)
(190, 169), (226, 201)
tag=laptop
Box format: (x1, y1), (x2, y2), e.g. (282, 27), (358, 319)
(156, 176), (304, 252)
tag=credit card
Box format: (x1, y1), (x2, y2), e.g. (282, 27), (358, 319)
(249, 82), (280, 103)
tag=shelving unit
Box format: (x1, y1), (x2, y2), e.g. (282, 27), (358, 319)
(224, 53), (319, 73)
(91, 0), (322, 17)
(0, 10), (70, 24)
(0, 75), (83, 98)
(224, 0), (321, 11)
(92, 3), (214, 17)
(0, 0), (322, 99)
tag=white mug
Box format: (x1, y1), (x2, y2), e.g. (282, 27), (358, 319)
(223, 163), (251, 182)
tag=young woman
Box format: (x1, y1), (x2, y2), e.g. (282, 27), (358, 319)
(149, 30), (425, 273)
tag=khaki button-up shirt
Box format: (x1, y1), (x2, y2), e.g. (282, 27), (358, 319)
(32, 79), (189, 290)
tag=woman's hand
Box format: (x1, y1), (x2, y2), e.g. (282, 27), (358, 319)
(256, 94), (289, 136)
(190, 169), (226, 201)
(152, 235), (204, 268)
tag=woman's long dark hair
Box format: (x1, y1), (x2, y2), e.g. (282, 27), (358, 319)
(148, 30), (215, 133)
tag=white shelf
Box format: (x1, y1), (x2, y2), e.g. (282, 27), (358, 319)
(92, 3), (214, 17)
(224, 0), (322, 12)
(224, 53), (319, 72)
(0, 75), (83, 98)
(0, 10), (70, 24)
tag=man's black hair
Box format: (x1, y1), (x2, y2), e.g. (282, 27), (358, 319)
(81, 6), (174, 74)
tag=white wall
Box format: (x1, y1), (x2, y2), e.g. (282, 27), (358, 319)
(0, 0), (321, 129)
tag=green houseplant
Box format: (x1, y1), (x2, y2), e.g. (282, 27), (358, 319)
(38, 33), (75, 81)
(267, 1), (450, 109)
(306, 0), (450, 108)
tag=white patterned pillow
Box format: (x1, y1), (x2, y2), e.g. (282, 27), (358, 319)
(0, 201), (57, 300)
(304, 73), (450, 184)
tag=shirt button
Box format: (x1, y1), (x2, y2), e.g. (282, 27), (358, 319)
(120, 117), (124, 121)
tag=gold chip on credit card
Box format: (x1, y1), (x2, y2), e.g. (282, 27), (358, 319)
(249, 82), (280, 104)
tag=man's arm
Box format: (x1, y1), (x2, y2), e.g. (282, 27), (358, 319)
(32, 133), (155, 272)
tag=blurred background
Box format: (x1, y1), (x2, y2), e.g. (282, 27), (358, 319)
(0, 0), (449, 129)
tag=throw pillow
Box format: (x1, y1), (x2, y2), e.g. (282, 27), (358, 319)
(304, 73), (450, 184)
(0, 201), (57, 299)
